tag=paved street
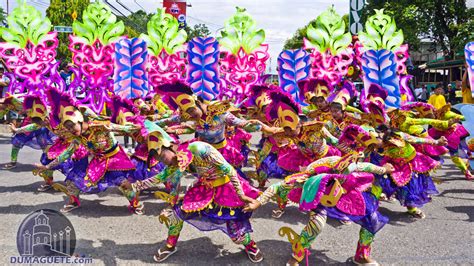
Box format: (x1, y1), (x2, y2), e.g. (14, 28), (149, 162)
(0, 133), (473, 265)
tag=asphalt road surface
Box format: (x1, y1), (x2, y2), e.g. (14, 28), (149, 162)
(0, 134), (473, 265)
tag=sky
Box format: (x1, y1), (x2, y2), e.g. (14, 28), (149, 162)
(1, 0), (474, 71)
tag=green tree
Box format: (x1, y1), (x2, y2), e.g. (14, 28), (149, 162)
(46, 0), (90, 62)
(364, 0), (473, 56)
(283, 19), (316, 50)
(283, 13), (349, 50)
(117, 10), (154, 37)
(0, 7), (6, 26)
(364, 1), (426, 51)
(185, 23), (211, 41)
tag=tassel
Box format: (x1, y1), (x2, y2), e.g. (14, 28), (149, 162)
(218, 206), (223, 216)
(230, 208), (235, 216)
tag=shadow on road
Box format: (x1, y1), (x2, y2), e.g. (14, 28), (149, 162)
(76, 237), (351, 265)
(445, 206), (474, 222)
(0, 163), (37, 173)
(252, 203), (306, 226)
(378, 206), (417, 226)
(438, 189), (474, 201)
(0, 181), (48, 194)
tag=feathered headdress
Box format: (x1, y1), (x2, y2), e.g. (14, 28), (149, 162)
(400, 102), (435, 118)
(23, 94), (48, 121)
(298, 78), (332, 104)
(110, 95), (139, 125)
(266, 90), (301, 130)
(157, 81), (196, 119)
(328, 81), (356, 110)
(248, 84), (278, 110)
(46, 88), (83, 128)
(362, 84), (388, 125)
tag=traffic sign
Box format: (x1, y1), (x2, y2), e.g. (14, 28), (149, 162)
(349, 0), (364, 35)
(54, 26), (73, 33)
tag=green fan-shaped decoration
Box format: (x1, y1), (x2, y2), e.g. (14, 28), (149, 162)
(72, 2), (124, 45)
(359, 9), (404, 51)
(304, 7), (352, 55)
(140, 8), (188, 56)
(0, 0), (52, 48)
(218, 7), (266, 55)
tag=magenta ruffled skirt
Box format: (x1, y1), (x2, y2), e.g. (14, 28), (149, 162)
(428, 124), (469, 152)
(378, 153), (440, 208)
(174, 174), (260, 238)
(84, 145), (136, 188)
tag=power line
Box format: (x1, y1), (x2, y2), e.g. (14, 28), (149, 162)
(133, 0), (145, 11)
(186, 15), (222, 28)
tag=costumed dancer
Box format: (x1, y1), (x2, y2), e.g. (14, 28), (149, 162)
(365, 85), (450, 164)
(427, 104), (472, 179)
(397, 102), (450, 161)
(133, 137), (264, 263)
(109, 96), (164, 181)
(245, 84), (289, 188)
(156, 81), (271, 172)
(368, 122), (447, 219)
(244, 150), (395, 266)
(1, 93), (55, 170)
(325, 82), (364, 138)
(265, 90), (341, 218)
(298, 78), (333, 121)
(17, 94), (76, 192)
(35, 89), (144, 214)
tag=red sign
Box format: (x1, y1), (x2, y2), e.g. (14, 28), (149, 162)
(163, 0), (187, 28)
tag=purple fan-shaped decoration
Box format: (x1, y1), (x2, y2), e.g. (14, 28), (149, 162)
(278, 49), (311, 105)
(465, 42), (474, 91)
(114, 38), (149, 99)
(399, 74), (415, 102)
(186, 37), (220, 101)
(361, 49), (401, 108)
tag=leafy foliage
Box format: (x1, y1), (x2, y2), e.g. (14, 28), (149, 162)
(218, 7), (265, 55)
(140, 8), (187, 56)
(358, 9), (404, 51)
(0, 1), (52, 48)
(185, 24), (211, 41)
(72, 2), (124, 45)
(304, 7), (352, 55)
(0, 7), (7, 27)
(46, 0), (90, 62)
(364, 0), (473, 55)
(117, 10), (153, 38)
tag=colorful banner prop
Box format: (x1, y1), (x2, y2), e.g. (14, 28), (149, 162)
(114, 38), (149, 99)
(303, 7), (353, 87)
(141, 8), (187, 89)
(277, 49), (311, 105)
(359, 9), (404, 108)
(186, 37), (220, 101)
(70, 2), (124, 112)
(465, 42), (474, 91)
(218, 7), (269, 103)
(0, 1), (58, 94)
